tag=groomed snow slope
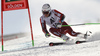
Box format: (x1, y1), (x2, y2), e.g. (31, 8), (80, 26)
(0, 25), (100, 56)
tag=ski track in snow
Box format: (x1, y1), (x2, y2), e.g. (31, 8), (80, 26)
(1, 41), (100, 56)
(0, 26), (100, 56)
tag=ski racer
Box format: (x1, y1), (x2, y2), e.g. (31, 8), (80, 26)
(40, 4), (89, 41)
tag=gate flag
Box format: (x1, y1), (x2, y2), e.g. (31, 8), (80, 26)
(1, 0), (34, 51)
(2, 0), (29, 11)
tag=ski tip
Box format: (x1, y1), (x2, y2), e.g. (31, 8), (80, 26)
(49, 42), (54, 46)
(76, 41), (86, 44)
(76, 41), (80, 44)
(49, 42), (66, 46)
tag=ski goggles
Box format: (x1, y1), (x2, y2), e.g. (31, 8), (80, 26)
(42, 11), (50, 14)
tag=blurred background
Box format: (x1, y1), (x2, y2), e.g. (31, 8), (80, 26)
(0, 0), (100, 37)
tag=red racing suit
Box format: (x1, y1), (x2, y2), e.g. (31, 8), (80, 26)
(40, 9), (80, 37)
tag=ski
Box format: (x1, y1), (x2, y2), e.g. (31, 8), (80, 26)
(49, 42), (66, 46)
(75, 41), (86, 44)
(49, 41), (86, 46)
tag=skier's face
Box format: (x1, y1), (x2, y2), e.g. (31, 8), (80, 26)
(42, 11), (50, 17)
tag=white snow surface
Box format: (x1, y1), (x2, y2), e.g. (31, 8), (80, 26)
(0, 25), (100, 56)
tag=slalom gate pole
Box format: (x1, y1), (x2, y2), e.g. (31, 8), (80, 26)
(1, 11), (4, 51)
(28, 8), (34, 46)
(27, 5), (34, 46)
(1, 0), (4, 51)
(62, 23), (100, 27)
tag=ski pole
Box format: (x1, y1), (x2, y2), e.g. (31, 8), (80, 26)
(62, 23), (100, 27)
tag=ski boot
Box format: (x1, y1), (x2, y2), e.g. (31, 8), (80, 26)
(84, 31), (92, 39)
(76, 31), (92, 44)
(77, 31), (92, 39)
(61, 34), (70, 41)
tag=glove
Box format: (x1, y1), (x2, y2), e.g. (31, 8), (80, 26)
(56, 23), (62, 28)
(45, 33), (51, 38)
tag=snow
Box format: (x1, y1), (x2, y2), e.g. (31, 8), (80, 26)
(0, 0), (100, 56)
(0, 25), (100, 56)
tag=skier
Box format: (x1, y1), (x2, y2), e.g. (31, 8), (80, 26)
(40, 4), (90, 41)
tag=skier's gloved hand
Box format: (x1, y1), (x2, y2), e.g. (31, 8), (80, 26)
(45, 33), (51, 38)
(56, 23), (62, 28)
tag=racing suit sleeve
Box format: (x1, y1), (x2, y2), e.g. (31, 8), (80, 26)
(40, 18), (49, 34)
(53, 9), (65, 23)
